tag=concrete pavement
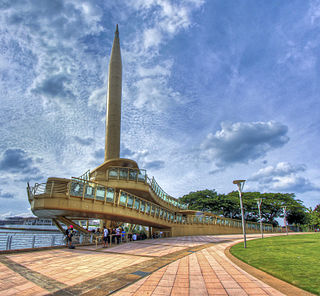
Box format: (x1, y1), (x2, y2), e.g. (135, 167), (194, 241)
(0, 233), (310, 295)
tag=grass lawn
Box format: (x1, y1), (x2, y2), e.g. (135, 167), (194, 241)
(230, 233), (320, 295)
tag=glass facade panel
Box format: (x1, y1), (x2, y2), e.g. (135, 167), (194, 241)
(119, 192), (127, 206)
(106, 188), (114, 202)
(134, 199), (140, 210)
(129, 169), (137, 181)
(119, 168), (128, 180)
(96, 187), (105, 201)
(151, 205), (155, 215)
(138, 170), (146, 182)
(127, 195), (133, 208)
(109, 168), (118, 178)
(140, 201), (145, 212)
(84, 185), (95, 198)
(70, 182), (83, 197)
(155, 207), (160, 217)
(163, 211), (167, 219)
(146, 203), (151, 214)
(159, 209), (163, 218)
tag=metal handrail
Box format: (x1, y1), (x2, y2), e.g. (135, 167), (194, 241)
(29, 179), (275, 231)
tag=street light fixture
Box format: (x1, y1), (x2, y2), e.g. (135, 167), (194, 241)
(256, 198), (263, 239)
(233, 180), (246, 248)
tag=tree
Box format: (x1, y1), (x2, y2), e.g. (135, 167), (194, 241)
(307, 205), (320, 229)
(180, 189), (308, 227)
(180, 189), (219, 212)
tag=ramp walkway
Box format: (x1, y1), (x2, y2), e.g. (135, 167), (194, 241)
(0, 233), (312, 296)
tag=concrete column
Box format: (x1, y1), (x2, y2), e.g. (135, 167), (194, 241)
(105, 25), (122, 160)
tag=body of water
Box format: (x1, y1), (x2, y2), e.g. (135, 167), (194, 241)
(0, 228), (65, 251)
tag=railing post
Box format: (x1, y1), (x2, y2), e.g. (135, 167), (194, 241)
(116, 191), (120, 206)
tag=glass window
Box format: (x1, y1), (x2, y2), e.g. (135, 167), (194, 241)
(127, 195), (133, 208)
(140, 201), (145, 212)
(163, 211), (167, 219)
(151, 205), (155, 215)
(155, 207), (160, 217)
(106, 188), (114, 202)
(160, 209), (163, 218)
(146, 203), (151, 214)
(134, 198), (140, 210)
(119, 192), (127, 206)
(119, 168), (128, 180)
(96, 187), (105, 201)
(84, 185), (95, 198)
(70, 182), (83, 197)
(138, 170), (145, 182)
(129, 169), (138, 181)
(108, 168), (118, 179)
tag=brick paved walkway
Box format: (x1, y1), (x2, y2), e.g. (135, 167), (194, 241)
(0, 233), (307, 295)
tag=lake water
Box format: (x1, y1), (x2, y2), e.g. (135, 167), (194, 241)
(0, 228), (65, 251)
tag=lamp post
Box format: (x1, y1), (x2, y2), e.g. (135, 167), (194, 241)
(282, 206), (288, 236)
(233, 180), (246, 248)
(256, 198), (263, 239)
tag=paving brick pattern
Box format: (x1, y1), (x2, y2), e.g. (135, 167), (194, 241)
(0, 234), (294, 295)
(113, 240), (285, 296)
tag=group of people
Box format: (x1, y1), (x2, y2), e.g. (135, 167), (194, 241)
(102, 226), (125, 247)
(65, 224), (150, 248)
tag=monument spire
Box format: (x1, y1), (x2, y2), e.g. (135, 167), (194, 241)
(105, 24), (122, 161)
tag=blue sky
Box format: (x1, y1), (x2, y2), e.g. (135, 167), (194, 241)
(1, 0), (320, 218)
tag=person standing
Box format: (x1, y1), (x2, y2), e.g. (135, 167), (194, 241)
(65, 225), (74, 247)
(116, 227), (121, 244)
(132, 233), (137, 241)
(103, 226), (109, 248)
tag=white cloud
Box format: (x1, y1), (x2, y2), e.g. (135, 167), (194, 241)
(251, 162), (306, 180)
(122, 147), (165, 171)
(201, 121), (289, 167)
(137, 63), (171, 77)
(250, 162), (320, 193)
(121, 0), (204, 112)
(88, 86), (107, 111)
(309, 0), (320, 25)
(134, 77), (181, 111)
(143, 28), (163, 49)
(1, 0), (104, 106)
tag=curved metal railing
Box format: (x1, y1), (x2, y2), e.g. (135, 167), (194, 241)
(103, 166), (188, 210)
(28, 178), (277, 232)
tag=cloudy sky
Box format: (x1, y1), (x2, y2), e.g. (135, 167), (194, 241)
(1, 0), (320, 218)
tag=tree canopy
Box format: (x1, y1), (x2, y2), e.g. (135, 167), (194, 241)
(180, 189), (307, 226)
